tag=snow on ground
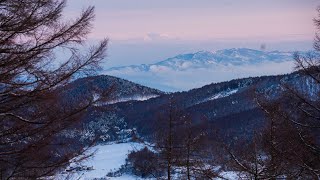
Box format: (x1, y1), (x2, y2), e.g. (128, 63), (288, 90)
(208, 89), (238, 100)
(107, 95), (159, 104)
(95, 95), (159, 106)
(196, 88), (239, 105)
(60, 142), (146, 180)
(217, 171), (240, 180)
(58, 142), (241, 180)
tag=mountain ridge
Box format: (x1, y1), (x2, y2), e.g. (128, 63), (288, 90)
(107, 48), (295, 72)
(60, 68), (320, 144)
(104, 48), (302, 91)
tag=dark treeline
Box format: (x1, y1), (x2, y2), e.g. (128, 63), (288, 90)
(1, 0), (320, 179)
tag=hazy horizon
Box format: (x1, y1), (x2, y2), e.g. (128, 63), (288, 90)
(66, 0), (317, 67)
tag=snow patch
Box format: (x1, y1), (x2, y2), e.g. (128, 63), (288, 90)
(208, 89), (238, 100)
(95, 95), (159, 106)
(107, 95), (159, 105)
(59, 142), (146, 180)
(216, 171), (240, 179)
(196, 89), (239, 105)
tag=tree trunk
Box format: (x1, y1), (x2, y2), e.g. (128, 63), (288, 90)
(187, 144), (191, 180)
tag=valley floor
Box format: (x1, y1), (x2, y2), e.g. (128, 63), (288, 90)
(58, 142), (239, 180)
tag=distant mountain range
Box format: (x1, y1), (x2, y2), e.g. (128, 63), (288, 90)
(104, 48), (300, 91)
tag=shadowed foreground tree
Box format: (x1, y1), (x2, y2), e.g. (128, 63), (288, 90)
(223, 7), (320, 179)
(257, 71), (320, 178)
(212, 7), (320, 179)
(153, 101), (184, 180)
(258, 8), (320, 179)
(217, 132), (286, 179)
(132, 100), (221, 180)
(0, 0), (108, 178)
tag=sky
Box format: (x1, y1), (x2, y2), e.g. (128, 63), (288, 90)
(65, 0), (318, 67)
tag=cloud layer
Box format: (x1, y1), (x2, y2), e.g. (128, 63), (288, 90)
(104, 49), (296, 92)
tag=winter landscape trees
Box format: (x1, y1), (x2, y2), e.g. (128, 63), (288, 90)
(125, 6), (320, 180)
(0, 0), (107, 178)
(0, 0), (319, 179)
(222, 8), (320, 179)
(127, 101), (223, 179)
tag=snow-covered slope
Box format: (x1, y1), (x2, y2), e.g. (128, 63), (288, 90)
(62, 75), (164, 106)
(105, 48), (298, 91)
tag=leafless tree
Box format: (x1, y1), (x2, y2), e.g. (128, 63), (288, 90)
(257, 86), (320, 179)
(218, 130), (288, 180)
(0, 0), (108, 178)
(134, 100), (220, 180)
(248, 7), (320, 179)
(153, 100), (184, 180)
(176, 116), (219, 180)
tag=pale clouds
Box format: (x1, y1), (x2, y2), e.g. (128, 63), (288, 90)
(104, 49), (297, 91)
(64, 0), (317, 68)
(66, 0), (317, 42)
(105, 61), (295, 92)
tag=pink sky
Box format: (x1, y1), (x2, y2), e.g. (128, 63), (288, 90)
(66, 0), (317, 42)
(65, 0), (318, 66)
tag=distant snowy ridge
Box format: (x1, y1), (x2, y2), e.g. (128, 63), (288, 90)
(104, 48), (312, 92)
(107, 48), (294, 72)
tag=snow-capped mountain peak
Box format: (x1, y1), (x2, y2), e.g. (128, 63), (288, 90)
(104, 48), (300, 91)
(108, 48), (294, 72)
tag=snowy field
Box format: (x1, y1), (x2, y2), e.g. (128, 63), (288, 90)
(57, 142), (240, 180)
(58, 142), (146, 180)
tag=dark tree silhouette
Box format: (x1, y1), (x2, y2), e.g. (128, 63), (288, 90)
(133, 100), (220, 179)
(264, 9), (320, 179)
(257, 73), (320, 178)
(154, 101), (183, 180)
(126, 147), (162, 178)
(0, 0), (108, 178)
(232, 7), (320, 179)
(215, 8), (320, 179)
